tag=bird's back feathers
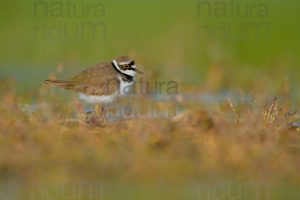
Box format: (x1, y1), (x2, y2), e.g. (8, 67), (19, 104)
(44, 79), (74, 89)
(44, 62), (119, 96)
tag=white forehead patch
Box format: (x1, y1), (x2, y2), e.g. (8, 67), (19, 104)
(119, 61), (131, 65)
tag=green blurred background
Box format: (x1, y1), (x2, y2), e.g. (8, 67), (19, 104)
(0, 0), (299, 94)
(1, 1), (300, 199)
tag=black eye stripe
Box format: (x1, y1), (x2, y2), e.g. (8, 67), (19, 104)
(120, 64), (128, 68)
(119, 61), (135, 70)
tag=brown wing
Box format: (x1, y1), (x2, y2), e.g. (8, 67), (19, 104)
(70, 63), (119, 96)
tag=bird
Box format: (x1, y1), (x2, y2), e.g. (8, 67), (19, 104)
(44, 56), (143, 115)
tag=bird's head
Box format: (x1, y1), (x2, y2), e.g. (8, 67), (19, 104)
(112, 56), (143, 77)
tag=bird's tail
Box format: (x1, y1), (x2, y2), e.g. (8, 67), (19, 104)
(44, 79), (74, 89)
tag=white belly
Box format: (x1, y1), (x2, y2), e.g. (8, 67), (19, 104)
(78, 77), (134, 104)
(79, 92), (118, 104)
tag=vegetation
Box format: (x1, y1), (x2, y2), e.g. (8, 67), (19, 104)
(1, 74), (300, 199)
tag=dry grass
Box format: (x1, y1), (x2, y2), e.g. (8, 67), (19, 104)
(0, 81), (300, 199)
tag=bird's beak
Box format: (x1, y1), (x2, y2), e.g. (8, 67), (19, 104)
(135, 68), (143, 74)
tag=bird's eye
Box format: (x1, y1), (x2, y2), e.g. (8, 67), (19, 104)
(124, 64), (129, 69)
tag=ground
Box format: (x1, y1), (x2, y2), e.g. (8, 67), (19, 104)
(0, 86), (300, 200)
